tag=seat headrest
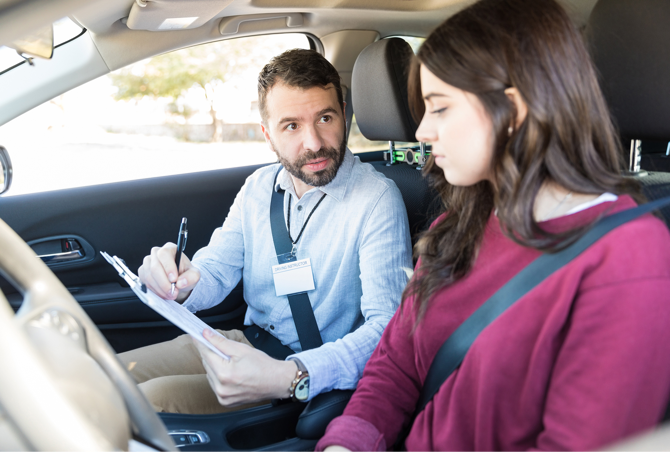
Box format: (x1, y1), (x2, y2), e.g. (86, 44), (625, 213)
(587, 0), (670, 140)
(351, 38), (418, 143)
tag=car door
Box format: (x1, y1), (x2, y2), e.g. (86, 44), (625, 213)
(0, 165), (262, 353)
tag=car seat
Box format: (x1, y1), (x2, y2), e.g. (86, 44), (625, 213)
(352, 37), (440, 242)
(587, 0), (670, 225)
(586, 0), (670, 448)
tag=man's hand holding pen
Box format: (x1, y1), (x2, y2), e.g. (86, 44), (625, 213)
(138, 242), (201, 302)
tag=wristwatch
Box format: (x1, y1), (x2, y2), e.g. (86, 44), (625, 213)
(288, 359), (310, 402)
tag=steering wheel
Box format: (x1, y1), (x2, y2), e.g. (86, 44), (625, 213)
(0, 219), (175, 451)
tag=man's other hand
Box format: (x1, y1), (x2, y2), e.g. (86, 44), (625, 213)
(194, 329), (299, 406)
(138, 242), (200, 302)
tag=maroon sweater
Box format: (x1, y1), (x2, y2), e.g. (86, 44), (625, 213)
(317, 196), (670, 451)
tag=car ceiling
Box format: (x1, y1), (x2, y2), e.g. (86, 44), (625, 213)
(2, 0), (598, 73)
(74, 0), (599, 36)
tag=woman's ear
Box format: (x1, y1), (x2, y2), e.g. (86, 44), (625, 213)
(504, 87), (528, 128)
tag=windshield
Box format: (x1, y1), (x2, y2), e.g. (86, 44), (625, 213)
(0, 17), (83, 74)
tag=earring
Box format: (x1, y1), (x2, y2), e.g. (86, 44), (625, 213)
(508, 126), (513, 136)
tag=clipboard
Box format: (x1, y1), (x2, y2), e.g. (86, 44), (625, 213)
(101, 251), (230, 360)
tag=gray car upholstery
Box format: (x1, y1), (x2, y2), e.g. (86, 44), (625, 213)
(588, 0), (670, 141)
(351, 38), (439, 240)
(588, 0), (670, 224)
(352, 37), (418, 142)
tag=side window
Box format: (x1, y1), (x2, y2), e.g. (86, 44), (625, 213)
(348, 36), (425, 154)
(0, 34), (309, 196)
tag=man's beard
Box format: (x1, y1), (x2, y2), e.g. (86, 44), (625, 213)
(273, 136), (347, 187)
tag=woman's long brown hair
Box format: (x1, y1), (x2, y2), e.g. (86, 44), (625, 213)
(404, 0), (643, 326)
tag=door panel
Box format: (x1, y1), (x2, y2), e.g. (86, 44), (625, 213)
(0, 163), (267, 352)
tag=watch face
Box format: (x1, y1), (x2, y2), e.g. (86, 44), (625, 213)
(295, 376), (310, 401)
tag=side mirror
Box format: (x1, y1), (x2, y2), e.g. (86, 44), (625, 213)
(0, 147), (13, 195)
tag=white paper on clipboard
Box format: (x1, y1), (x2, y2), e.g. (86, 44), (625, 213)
(101, 251), (230, 360)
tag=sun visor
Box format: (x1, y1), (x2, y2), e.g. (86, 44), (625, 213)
(126, 0), (234, 31)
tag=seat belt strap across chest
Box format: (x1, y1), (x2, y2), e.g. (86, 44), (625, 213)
(402, 195), (670, 442)
(270, 167), (324, 351)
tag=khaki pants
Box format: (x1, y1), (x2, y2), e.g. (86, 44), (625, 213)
(118, 329), (269, 414)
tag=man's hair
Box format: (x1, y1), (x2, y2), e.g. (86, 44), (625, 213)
(258, 48), (344, 123)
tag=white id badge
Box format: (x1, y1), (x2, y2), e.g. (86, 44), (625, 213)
(272, 258), (316, 296)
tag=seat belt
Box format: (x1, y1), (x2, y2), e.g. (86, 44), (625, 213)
(398, 195), (670, 447)
(269, 167), (324, 351)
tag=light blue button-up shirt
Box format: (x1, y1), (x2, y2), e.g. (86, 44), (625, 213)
(183, 149), (412, 399)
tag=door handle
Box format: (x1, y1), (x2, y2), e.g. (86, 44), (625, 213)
(38, 249), (85, 263)
(28, 236), (92, 267)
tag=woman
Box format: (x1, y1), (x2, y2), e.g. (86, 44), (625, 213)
(316, 0), (670, 450)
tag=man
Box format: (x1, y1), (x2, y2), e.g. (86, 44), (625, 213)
(119, 48), (411, 414)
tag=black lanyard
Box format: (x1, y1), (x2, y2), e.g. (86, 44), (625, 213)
(286, 192), (327, 247)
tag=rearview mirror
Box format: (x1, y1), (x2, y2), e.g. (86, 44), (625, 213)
(8, 25), (54, 61)
(0, 147), (13, 195)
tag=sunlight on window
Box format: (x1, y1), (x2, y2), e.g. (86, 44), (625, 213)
(401, 37), (425, 54)
(0, 47), (24, 73)
(0, 34), (309, 196)
(53, 17), (84, 45)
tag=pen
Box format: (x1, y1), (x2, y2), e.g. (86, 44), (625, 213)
(171, 217), (188, 295)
